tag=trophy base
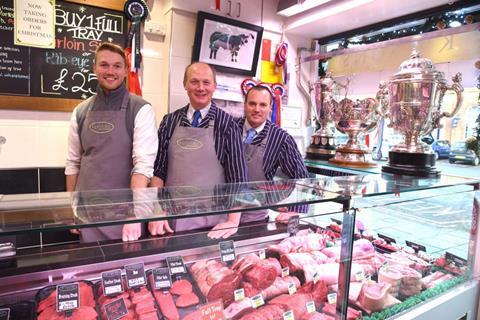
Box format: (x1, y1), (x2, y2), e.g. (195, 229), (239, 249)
(329, 148), (377, 168)
(306, 145), (336, 160)
(382, 151), (440, 178)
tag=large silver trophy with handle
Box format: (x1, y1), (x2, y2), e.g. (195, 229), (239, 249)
(305, 73), (337, 160)
(377, 49), (463, 177)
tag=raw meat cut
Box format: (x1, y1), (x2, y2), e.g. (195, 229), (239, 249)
(297, 280), (328, 305)
(270, 293), (311, 319)
(359, 282), (391, 312)
(301, 312), (335, 320)
(223, 298), (254, 320)
(243, 260), (277, 290)
(170, 279), (193, 295)
(175, 292), (199, 308)
(238, 304), (287, 320)
(153, 291), (179, 320)
(378, 265), (421, 298)
(322, 303), (361, 320)
(280, 251), (329, 273)
(267, 232), (327, 256)
(260, 276), (300, 300)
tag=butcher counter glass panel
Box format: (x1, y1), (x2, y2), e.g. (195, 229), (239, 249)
(0, 179), (344, 235)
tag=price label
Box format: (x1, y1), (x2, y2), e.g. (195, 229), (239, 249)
(306, 301), (316, 313)
(445, 252), (467, 267)
(0, 308), (10, 320)
(283, 310), (294, 320)
(378, 233), (396, 244)
(327, 293), (337, 305)
(281, 267), (289, 277)
(125, 262), (146, 289)
(56, 283), (80, 312)
(234, 288), (245, 301)
(288, 282), (296, 295)
(287, 216), (300, 236)
(250, 294), (265, 309)
(167, 256), (186, 275)
(219, 241), (236, 264)
(104, 298), (128, 320)
(153, 267), (172, 291)
(313, 272), (320, 284)
(101, 269), (123, 296)
(199, 300), (224, 320)
(355, 270), (365, 282)
(405, 240), (426, 253)
(258, 249), (266, 260)
(330, 218), (342, 225)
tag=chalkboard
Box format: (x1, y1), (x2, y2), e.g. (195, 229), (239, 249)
(0, 0), (127, 111)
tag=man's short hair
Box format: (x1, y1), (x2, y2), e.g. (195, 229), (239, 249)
(245, 85), (273, 105)
(95, 42), (126, 65)
(183, 62), (217, 86)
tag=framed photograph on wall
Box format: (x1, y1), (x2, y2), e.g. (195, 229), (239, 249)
(192, 11), (263, 76)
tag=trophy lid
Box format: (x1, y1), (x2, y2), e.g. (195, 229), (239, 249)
(392, 49), (444, 81)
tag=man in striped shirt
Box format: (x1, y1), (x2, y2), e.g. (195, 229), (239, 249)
(149, 62), (247, 239)
(238, 85), (309, 223)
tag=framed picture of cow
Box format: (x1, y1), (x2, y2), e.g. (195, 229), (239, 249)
(192, 11), (264, 76)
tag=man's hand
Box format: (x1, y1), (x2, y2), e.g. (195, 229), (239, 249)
(208, 221), (239, 239)
(275, 211), (299, 224)
(149, 221), (174, 236)
(122, 223), (142, 241)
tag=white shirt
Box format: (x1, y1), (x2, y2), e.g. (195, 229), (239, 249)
(186, 103), (211, 124)
(243, 120), (267, 140)
(65, 104), (158, 178)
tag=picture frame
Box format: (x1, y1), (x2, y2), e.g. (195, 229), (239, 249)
(192, 11), (264, 76)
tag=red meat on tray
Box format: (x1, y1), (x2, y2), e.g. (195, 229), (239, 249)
(170, 279), (193, 295)
(175, 292), (199, 308)
(153, 291), (180, 320)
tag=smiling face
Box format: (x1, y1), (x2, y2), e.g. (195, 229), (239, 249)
(244, 87), (272, 128)
(94, 49), (127, 92)
(184, 63), (217, 110)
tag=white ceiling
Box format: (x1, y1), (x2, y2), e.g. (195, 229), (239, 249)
(283, 0), (455, 39)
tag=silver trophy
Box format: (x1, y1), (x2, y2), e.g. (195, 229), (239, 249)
(306, 73), (338, 160)
(329, 97), (380, 167)
(377, 49), (463, 177)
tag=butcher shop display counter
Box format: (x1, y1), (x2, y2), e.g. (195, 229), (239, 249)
(0, 175), (479, 320)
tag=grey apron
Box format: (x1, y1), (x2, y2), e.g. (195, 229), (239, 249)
(241, 130), (270, 223)
(77, 91), (136, 242)
(166, 118), (227, 231)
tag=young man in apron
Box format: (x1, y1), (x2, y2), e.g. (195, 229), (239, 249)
(65, 43), (158, 243)
(149, 62), (247, 239)
(237, 85), (309, 223)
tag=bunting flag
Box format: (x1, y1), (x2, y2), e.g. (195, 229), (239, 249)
(275, 42), (288, 84)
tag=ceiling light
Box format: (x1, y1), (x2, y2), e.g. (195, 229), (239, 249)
(449, 20), (462, 27)
(277, 0), (332, 17)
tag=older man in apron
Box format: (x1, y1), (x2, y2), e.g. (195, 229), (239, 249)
(149, 62), (247, 239)
(237, 85), (309, 223)
(65, 43), (158, 242)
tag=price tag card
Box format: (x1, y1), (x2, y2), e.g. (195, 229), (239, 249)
(378, 233), (396, 244)
(125, 262), (146, 289)
(153, 267), (172, 291)
(283, 310), (294, 320)
(287, 216), (300, 236)
(199, 300), (224, 320)
(258, 249), (266, 260)
(167, 256), (186, 275)
(219, 241), (236, 264)
(327, 293), (337, 305)
(250, 294), (265, 309)
(306, 301), (316, 314)
(330, 218), (342, 225)
(281, 267), (289, 277)
(288, 282), (296, 295)
(234, 288), (245, 301)
(445, 252), (467, 267)
(104, 298), (128, 320)
(56, 283), (79, 312)
(0, 308), (10, 320)
(354, 270), (365, 282)
(101, 269), (123, 296)
(405, 240), (426, 253)
(313, 272), (320, 284)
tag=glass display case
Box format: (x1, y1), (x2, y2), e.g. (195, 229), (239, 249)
(0, 174), (478, 320)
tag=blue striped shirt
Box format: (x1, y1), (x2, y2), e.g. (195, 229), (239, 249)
(154, 104), (247, 183)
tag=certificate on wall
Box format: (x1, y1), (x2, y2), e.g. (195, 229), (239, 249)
(281, 105), (302, 129)
(14, 0), (55, 48)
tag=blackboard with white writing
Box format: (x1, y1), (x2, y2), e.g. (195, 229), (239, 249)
(0, 0), (126, 104)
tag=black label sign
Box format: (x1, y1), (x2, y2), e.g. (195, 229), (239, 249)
(331, 218), (342, 225)
(153, 267), (172, 291)
(102, 269), (123, 296)
(405, 240), (426, 253)
(0, 308), (10, 320)
(445, 252), (467, 267)
(167, 256), (186, 275)
(219, 240), (236, 264)
(125, 262), (146, 289)
(378, 233), (396, 244)
(104, 298), (128, 320)
(56, 283), (80, 312)
(287, 216), (300, 236)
